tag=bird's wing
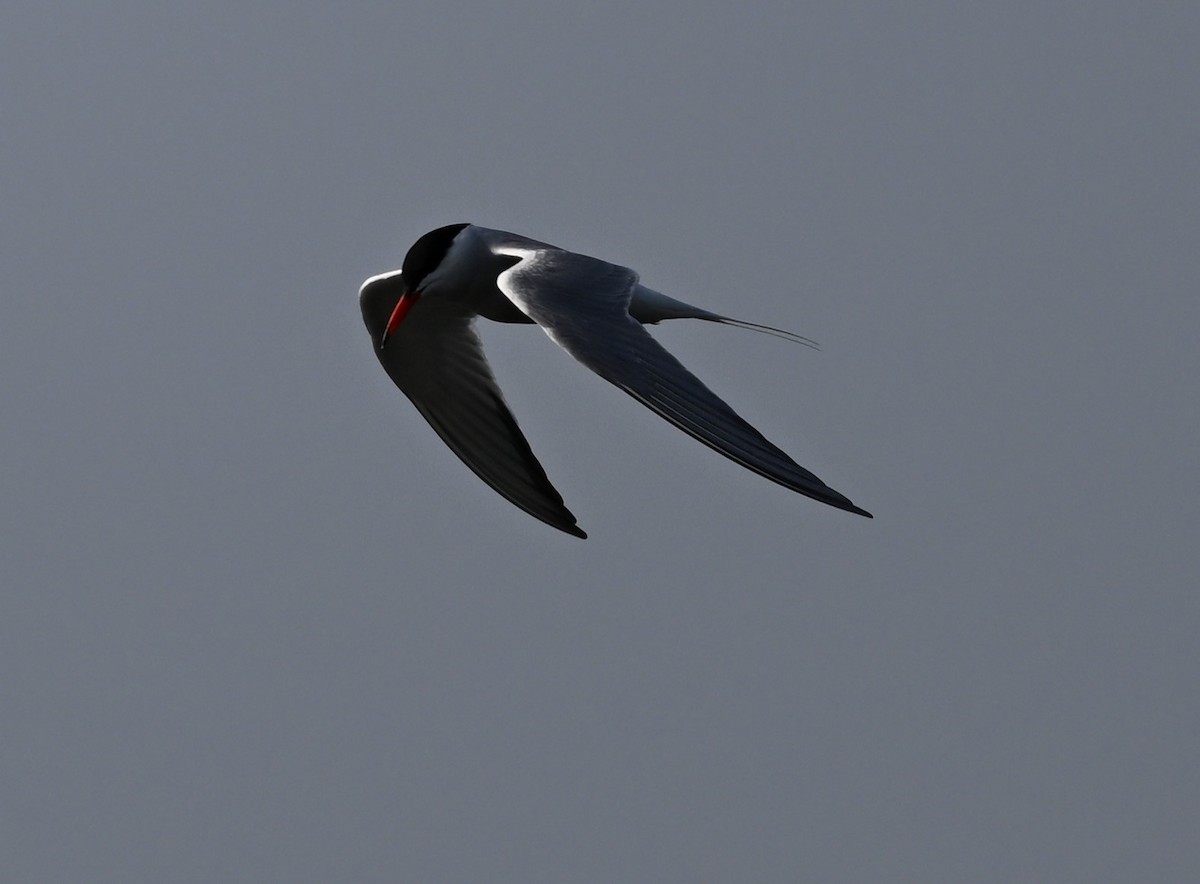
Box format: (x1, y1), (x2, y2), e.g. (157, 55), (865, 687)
(493, 245), (872, 517)
(371, 296), (586, 538)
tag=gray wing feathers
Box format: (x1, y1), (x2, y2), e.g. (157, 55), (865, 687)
(499, 249), (872, 518)
(376, 301), (586, 537)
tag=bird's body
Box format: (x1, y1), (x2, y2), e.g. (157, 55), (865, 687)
(360, 223), (870, 538)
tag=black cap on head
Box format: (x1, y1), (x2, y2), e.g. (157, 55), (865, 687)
(402, 223), (469, 292)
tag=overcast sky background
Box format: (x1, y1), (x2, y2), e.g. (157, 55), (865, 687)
(2, 3), (1197, 881)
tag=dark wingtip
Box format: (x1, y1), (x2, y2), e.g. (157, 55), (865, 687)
(563, 523), (588, 539)
(849, 505), (873, 519)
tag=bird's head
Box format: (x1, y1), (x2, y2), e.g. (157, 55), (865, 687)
(359, 223), (471, 349)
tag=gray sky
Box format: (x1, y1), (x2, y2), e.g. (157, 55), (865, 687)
(3, 3), (1197, 881)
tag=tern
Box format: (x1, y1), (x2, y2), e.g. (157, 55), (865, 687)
(360, 223), (871, 538)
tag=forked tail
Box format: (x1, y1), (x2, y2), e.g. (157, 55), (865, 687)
(700, 315), (820, 350)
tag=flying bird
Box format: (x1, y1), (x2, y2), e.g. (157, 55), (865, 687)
(360, 224), (871, 538)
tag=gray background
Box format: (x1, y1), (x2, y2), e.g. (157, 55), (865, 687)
(3, 3), (1197, 881)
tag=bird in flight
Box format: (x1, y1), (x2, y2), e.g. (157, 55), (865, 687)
(360, 224), (871, 538)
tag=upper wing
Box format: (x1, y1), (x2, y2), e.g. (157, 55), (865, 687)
(493, 245), (872, 518)
(365, 291), (586, 538)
